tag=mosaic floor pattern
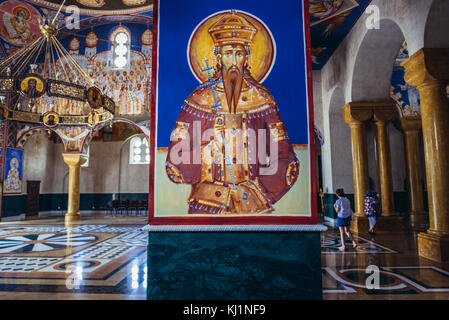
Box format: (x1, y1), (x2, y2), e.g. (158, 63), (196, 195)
(0, 218), (148, 300)
(321, 225), (449, 299)
(0, 217), (448, 300)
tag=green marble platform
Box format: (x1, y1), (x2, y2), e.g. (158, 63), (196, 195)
(145, 225), (326, 300)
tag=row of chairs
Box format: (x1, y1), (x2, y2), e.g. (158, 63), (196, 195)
(106, 199), (148, 217)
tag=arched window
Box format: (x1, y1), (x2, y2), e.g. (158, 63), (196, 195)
(111, 26), (130, 69)
(129, 136), (149, 164)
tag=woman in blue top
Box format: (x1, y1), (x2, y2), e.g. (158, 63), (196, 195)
(334, 188), (357, 251)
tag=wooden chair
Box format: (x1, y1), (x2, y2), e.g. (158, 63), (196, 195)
(117, 200), (129, 216)
(107, 200), (119, 217)
(128, 200), (139, 216)
(138, 200), (148, 216)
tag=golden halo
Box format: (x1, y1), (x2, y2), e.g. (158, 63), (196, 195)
(13, 6), (30, 20)
(188, 10), (275, 83)
(43, 112), (59, 128)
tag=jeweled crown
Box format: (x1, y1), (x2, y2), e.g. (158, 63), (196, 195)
(208, 10), (257, 47)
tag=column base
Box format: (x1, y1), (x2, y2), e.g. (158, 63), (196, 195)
(65, 212), (81, 225)
(375, 216), (403, 232)
(351, 215), (403, 233)
(405, 211), (429, 232)
(418, 232), (449, 263)
(350, 216), (369, 234)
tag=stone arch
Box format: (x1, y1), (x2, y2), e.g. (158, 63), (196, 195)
(80, 118), (150, 211)
(351, 19), (405, 102)
(82, 117), (149, 152)
(424, 0), (449, 48)
(321, 86), (353, 194)
(16, 126), (63, 149)
(19, 126), (65, 202)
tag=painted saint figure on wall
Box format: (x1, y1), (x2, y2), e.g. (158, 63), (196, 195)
(5, 157), (21, 192)
(165, 10), (299, 215)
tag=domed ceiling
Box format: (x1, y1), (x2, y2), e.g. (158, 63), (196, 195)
(0, 0), (373, 71)
(28, 0), (153, 14)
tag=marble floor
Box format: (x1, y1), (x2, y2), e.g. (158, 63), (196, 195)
(321, 223), (449, 300)
(0, 215), (448, 299)
(0, 215), (148, 300)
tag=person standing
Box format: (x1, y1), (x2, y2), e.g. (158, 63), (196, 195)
(365, 190), (379, 235)
(334, 188), (357, 251)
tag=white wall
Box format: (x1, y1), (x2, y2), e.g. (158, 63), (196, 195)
(22, 134), (56, 194)
(22, 135), (149, 195)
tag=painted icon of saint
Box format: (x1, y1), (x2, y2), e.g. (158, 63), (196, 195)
(166, 10), (299, 215)
(2, 7), (32, 45)
(5, 157), (21, 192)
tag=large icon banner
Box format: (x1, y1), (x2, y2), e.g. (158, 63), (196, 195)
(149, 0), (316, 225)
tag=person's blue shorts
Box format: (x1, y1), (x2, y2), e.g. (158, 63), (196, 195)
(337, 216), (351, 227)
(368, 216), (377, 228)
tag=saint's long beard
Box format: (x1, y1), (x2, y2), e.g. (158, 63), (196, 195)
(223, 66), (243, 113)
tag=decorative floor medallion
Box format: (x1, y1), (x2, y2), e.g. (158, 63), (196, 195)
(0, 233), (98, 253)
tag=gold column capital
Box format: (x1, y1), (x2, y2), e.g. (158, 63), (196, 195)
(401, 48), (449, 88)
(62, 153), (87, 167)
(399, 116), (422, 132)
(372, 102), (397, 123)
(343, 103), (373, 125)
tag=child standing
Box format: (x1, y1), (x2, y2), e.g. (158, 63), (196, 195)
(334, 188), (357, 251)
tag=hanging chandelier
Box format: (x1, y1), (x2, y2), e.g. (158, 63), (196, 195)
(0, 1), (115, 128)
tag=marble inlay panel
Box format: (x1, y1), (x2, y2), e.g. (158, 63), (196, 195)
(147, 232), (322, 300)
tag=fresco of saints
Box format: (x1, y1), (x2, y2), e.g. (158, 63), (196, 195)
(5, 157), (21, 192)
(166, 11), (299, 215)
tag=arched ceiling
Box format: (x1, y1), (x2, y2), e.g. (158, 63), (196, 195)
(309, 0), (373, 70)
(28, 0), (153, 15)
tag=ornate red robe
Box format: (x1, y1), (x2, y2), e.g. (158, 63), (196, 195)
(166, 79), (299, 214)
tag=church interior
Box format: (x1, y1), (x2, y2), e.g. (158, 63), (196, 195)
(0, 0), (447, 301)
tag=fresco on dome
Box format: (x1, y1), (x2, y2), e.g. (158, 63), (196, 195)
(0, 1), (153, 123)
(0, 0), (42, 46)
(27, 0), (152, 12)
(56, 23), (152, 121)
(309, 0), (358, 26)
(309, 0), (372, 69)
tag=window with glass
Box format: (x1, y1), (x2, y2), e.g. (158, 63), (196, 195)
(129, 136), (149, 164)
(112, 28), (130, 69)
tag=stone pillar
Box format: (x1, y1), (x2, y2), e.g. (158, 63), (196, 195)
(343, 103), (371, 233)
(371, 104), (403, 232)
(402, 48), (449, 262)
(399, 116), (428, 231)
(62, 153), (87, 225)
(373, 104), (396, 217)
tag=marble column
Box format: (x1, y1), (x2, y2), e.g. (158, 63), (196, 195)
(373, 104), (396, 217)
(402, 48), (449, 262)
(343, 103), (372, 233)
(62, 153), (87, 226)
(399, 116), (428, 231)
